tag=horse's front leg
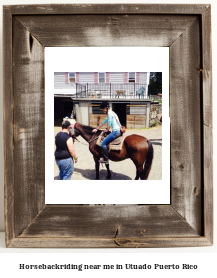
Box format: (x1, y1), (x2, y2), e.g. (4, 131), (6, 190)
(94, 156), (100, 180)
(105, 163), (111, 180)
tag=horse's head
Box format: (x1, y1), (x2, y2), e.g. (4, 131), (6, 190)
(69, 122), (80, 138)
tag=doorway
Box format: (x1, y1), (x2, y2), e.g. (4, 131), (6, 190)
(112, 103), (126, 126)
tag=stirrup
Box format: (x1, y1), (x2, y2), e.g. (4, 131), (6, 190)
(98, 158), (109, 164)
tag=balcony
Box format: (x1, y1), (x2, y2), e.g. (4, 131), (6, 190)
(74, 83), (149, 99)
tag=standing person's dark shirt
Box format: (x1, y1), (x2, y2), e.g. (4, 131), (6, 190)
(55, 132), (71, 160)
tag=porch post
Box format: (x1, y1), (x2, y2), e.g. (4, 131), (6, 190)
(146, 102), (150, 128)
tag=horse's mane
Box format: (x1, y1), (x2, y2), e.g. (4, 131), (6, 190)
(77, 123), (102, 136)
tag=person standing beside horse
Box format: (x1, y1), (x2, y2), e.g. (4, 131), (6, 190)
(55, 120), (78, 180)
(92, 101), (121, 164)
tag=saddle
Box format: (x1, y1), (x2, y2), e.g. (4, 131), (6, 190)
(96, 131), (125, 151)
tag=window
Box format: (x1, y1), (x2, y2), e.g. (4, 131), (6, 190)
(89, 104), (104, 114)
(128, 72), (135, 82)
(98, 72), (105, 83)
(69, 72), (76, 83)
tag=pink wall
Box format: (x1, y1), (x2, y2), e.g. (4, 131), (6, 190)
(94, 72), (98, 83)
(65, 72), (69, 84)
(136, 72), (140, 83)
(75, 72), (79, 83)
(124, 72), (128, 83)
(106, 72), (109, 83)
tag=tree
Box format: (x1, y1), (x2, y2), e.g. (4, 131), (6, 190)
(149, 72), (162, 95)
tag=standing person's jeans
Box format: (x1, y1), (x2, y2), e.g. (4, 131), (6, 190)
(55, 157), (74, 180)
(101, 130), (121, 148)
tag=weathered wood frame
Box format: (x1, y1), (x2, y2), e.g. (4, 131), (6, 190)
(3, 4), (213, 248)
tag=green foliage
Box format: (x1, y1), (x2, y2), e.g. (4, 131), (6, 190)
(149, 72), (162, 95)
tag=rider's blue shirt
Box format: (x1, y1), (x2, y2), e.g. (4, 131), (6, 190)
(103, 110), (120, 131)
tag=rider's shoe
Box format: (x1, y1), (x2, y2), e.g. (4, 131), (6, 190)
(99, 147), (109, 164)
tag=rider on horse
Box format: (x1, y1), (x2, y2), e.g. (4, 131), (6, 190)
(92, 101), (121, 164)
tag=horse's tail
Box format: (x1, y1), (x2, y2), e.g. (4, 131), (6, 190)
(143, 139), (154, 180)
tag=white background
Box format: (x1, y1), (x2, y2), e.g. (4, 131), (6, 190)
(0, 0), (216, 277)
(45, 47), (170, 204)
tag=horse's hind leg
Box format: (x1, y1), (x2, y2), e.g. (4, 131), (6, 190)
(135, 172), (139, 180)
(130, 150), (147, 180)
(135, 165), (144, 180)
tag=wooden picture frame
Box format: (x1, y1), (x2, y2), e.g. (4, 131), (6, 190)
(3, 4), (213, 248)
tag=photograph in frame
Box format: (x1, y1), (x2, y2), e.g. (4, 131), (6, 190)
(45, 47), (170, 205)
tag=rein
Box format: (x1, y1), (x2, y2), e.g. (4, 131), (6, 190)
(73, 133), (101, 145)
(88, 135), (100, 143)
(73, 123), (103, 145)
(73, 137), (88, 145)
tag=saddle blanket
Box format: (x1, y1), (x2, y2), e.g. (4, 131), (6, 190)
(96, 132), (125, 151)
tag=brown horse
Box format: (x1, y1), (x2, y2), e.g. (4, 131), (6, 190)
(71, 123), (153, 180)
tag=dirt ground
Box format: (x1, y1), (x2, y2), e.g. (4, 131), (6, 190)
(54, 125), (162, 180)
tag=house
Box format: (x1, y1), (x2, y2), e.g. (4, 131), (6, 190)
(54, 72), (151, 128)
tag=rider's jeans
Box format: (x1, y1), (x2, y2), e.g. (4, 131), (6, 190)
(101, 130), (121, 149)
